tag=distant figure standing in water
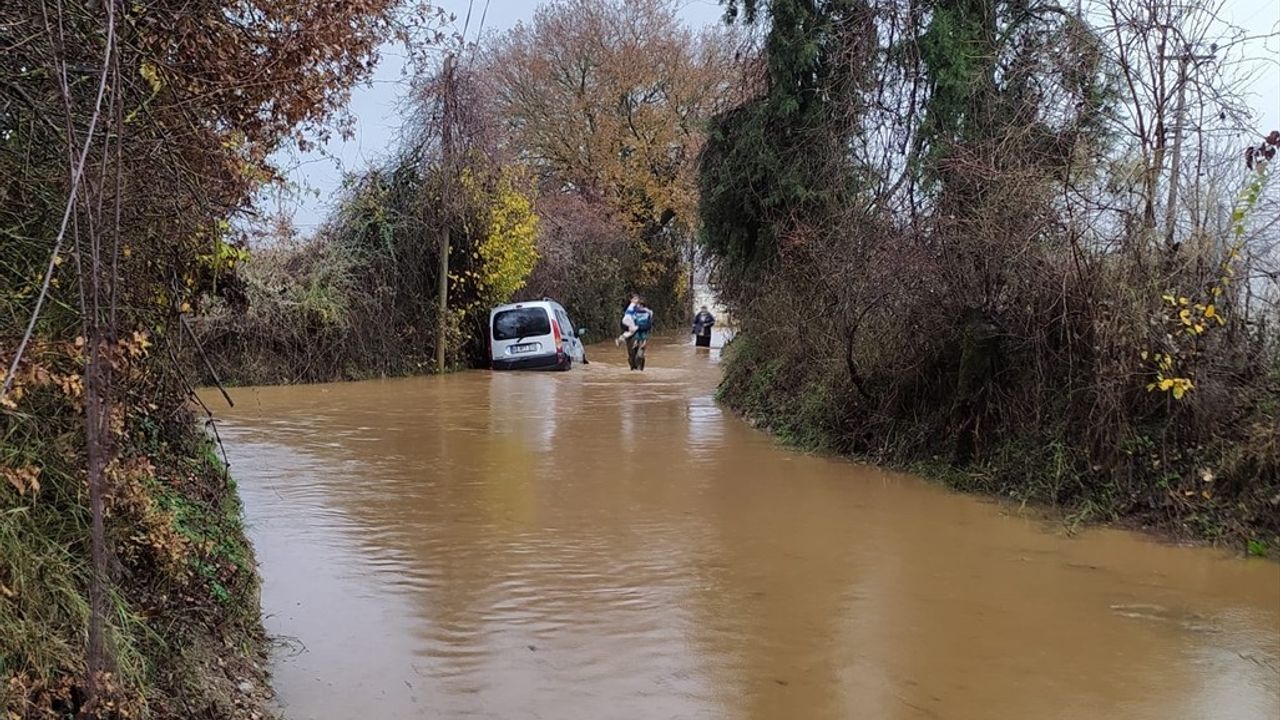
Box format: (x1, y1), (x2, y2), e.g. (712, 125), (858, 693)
(692, 306), (715, 348)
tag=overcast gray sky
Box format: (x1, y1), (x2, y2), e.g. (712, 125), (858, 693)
(270, 0), (1279, 233)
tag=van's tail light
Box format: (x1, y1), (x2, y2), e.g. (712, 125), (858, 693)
(551, 318), (563, 351)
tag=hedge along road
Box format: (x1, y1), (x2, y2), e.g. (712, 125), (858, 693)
(205, 333), (1279, 719)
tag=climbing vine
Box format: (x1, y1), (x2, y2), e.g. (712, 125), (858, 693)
(1144, 132), (1277, 400)
(699, 0), (874, 272)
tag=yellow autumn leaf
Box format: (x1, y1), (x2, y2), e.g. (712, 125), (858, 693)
(130, 330), (152, 358)
(1178, 297), (1190, 306)
(1159, 378), (1174, 391)
(1172, 384), (1187, 399)
(1161, 293), (1176, 305)
(140, 61), (164, 93)
(1178, 309), (1192, 325)
(1203, 304), (1216, 319)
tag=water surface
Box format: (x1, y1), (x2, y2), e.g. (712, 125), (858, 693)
(210, 335), (1280, 719)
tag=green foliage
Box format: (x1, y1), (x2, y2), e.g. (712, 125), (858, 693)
(700, 0), (871, 272)
(918, 1), (994, 157)
(718, 333), (853, 452)
(917, 0), (1110, 188)
(1246, 539), (1268, 558)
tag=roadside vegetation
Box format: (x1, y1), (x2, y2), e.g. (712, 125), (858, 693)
(1, 0), (438, 715)
(198, 0), (747, 385)
(700, 0), (1279, 550)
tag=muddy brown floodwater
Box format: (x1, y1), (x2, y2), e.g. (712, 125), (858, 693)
(207, 335), (1280, 720)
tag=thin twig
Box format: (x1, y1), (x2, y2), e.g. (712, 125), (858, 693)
(167, 344), (233, 481)
(181, 314), (235, 408)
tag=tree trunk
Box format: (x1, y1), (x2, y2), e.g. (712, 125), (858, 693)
(81, 328), (114, 717)
(951, 310), (999, 465)
(436, 225), (449, 373)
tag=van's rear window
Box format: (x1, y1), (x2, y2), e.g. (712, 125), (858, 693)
(493, 308), (551, 340)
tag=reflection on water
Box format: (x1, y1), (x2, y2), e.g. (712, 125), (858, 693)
(208, 333), (1280, 719)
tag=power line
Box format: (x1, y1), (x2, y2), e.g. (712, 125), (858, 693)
(476, 0), (492, 42)
(462, 0), (475, 42)
(468, 0), (492, 63)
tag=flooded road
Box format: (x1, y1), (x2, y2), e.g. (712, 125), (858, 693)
(210, 336), (1280, 719)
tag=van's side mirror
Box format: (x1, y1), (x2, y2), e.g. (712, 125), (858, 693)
(577, 328), (587, 337)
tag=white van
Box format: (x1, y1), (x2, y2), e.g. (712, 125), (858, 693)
(488, 299), (587, 371)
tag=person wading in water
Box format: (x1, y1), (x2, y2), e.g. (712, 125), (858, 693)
(692, 305), (715, 348)
(616, 297), (654, 370)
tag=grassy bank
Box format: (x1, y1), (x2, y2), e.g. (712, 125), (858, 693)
(2, 381), (269, 716)
(2, 0), (426, 713)
(717, 333), (1279, 554)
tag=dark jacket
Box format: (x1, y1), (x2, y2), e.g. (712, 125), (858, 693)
(692, 311), (715, 336)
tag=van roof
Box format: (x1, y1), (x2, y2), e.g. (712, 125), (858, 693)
(490, 299), (560, 313)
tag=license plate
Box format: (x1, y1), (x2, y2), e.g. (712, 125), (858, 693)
(510, 344), (537, 355)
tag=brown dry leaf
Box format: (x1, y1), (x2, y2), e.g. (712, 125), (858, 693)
(109, 405), (127, 438)
(55, 373), (84, 398)
(2, 465), (41, 496)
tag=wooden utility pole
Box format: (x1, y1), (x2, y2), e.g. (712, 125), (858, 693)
(437, 53), (455, 375)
